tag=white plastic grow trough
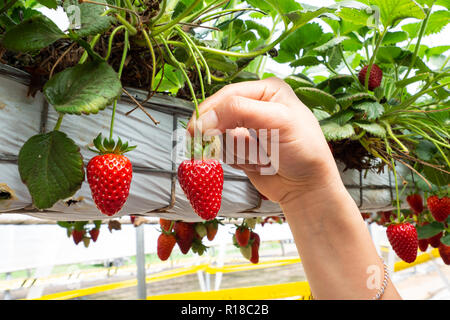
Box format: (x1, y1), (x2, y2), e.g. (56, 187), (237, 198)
(0, 64), (411, 222)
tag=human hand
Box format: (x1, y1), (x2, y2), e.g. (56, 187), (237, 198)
(187, 77), (343, 206)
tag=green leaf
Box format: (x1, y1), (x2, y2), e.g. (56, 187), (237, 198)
(320, 121), (355, 141)
(44, 61), (122, 115)
(369, 0), (425, 27)
(36, 0), (57, 9)
(1, 14), (64, 52)
(18, 131), (85, 210)
(416, 221), (445, 239)
(275, 22), (323, 63)
(294, 87), (337, 112)
(337, 7), (376, 27)
(354, 121), (386, 137)
(352, 101), (385, 120)
(316, 74), (354, 94)
(402, 10), (450, 37)
(337, 92), (376, 109)
(63, 0), (115, 37)
(204, 53), (238, 74)
(284, 75), (315, 89)
(415, 140), (437, 161)
(289, 56), (322, 67)
(285, 7), (333, 26)
(381, 31), (408, 44)
(422, 165), (450, 186)
(314, 36), (349, 52)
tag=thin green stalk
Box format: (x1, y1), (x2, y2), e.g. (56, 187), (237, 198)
(176, 26), (206, 101)
(338, 45), (364, 90)
(123, 0), (138, 25)
(439, 54), (450, 71)
(110, 30), (129, 140)
(149, 0), (167, 26)
(199, 8), (264, 23)
(401, 81), (450, 108)
(384, 137), (402, 219)
(402, 7), (432, 82)
(152, 0), (202, 36)
(226, 0), (236, 49)
(115, 13), (138, 35)
(382, 121), (410, 153)
(185, 0), (228, 23)
(432, 140), (450, 168)
(179, 28), (212, 85)
(142, 28), (157, 92)
(159, 36), (199, 118)
(79, 34), (101, 64)
(54, 113), (64, 131)
(401, 122), (450, 148)
(163, 21), (300, 59)
(104, 25), (127, 60)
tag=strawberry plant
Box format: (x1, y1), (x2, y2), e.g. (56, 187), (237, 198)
(1, 0), (329, 215)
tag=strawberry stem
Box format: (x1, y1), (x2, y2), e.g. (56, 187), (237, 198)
(110, 29), (129, 140)
(54, 113), (64, 131)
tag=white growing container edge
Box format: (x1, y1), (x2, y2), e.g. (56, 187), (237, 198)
(0, 64), (413, 222)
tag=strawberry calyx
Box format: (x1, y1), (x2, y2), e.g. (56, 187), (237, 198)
(90, 133), (136, 155)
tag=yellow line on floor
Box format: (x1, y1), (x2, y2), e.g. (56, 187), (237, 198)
(147, 281), (312, 300)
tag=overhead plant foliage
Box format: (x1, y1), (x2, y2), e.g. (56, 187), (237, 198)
(0, 0), (448, 227)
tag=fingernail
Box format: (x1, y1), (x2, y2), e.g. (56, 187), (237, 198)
(197, 110), (219, 132)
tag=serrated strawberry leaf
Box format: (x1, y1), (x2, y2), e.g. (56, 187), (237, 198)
(316, 74), (354, 93)
(337, 93), (376, 109)
(354, 121), (386, 138)
(289, 56), (322, 67)
(352, 101), (385, 120)
(43, 61), (122, 115)
(18, 131), (85, 210)
(320, 121), (355, 141)
(1, 15), (64, 52)
(284, 75), (315, 89)
(294, 87), (337, 113)
(63, 0), (115, 37)
(416, 221), (445, 239)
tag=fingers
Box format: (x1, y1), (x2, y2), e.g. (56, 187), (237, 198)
(187, 77), (296, 131)
(188, 95), (290, 136)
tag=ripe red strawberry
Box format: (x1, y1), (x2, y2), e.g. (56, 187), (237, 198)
(174, 221), (195, 254)
(205, 220), (219, 241)
(87, 134), (135, 216)
(72, 229), (85, 245)
(438, 243), (450, 265)
(428, 232), (442, 248)
(235, 226), (250, 247)
(87, 153), (132, 216)
(386, 222), (418, 263)
(89, 228), (100, 242)
(418, 238), (429, 252)
(358, 64), (383, 91)
(250, 232), (260, 264)
(157, 232), (176, 261)
(160, 219), (174, 232)
(427, 195), (450, 222)
(178, 159), (224, 220)
(406, 194), (424, 214)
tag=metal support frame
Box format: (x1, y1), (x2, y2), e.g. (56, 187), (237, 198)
(135, 224), (147, 300)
